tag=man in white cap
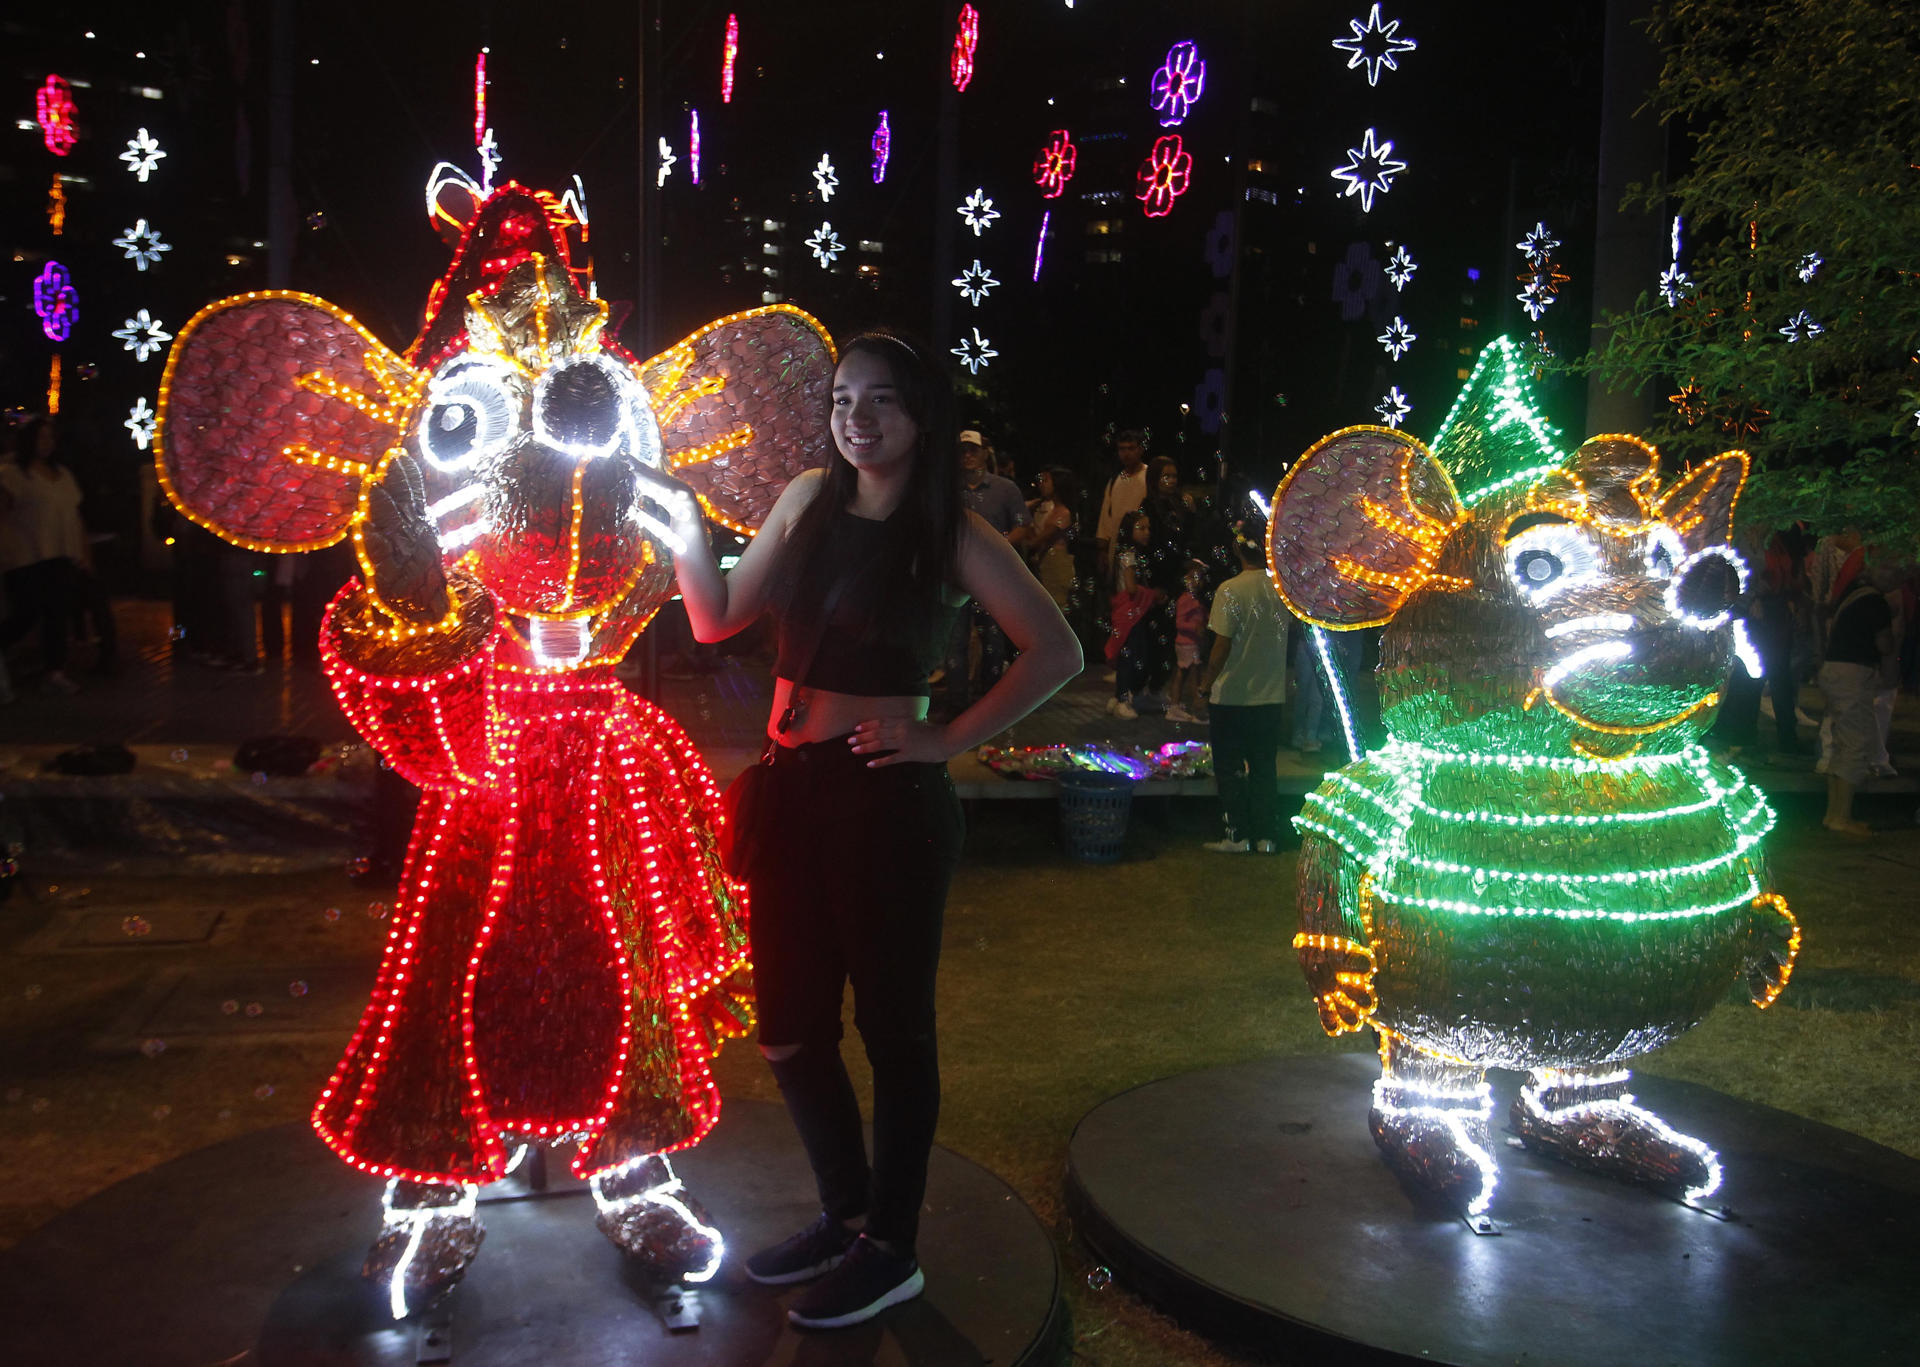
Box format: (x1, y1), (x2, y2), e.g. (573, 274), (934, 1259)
(942, 431), (1030, 716)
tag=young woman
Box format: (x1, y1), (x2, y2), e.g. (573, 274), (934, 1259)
(1025, 465), (1080, 615)
(0, 416), (88, 695)
(645, 331), (1081, 1329)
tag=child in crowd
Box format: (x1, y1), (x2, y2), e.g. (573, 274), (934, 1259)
(1166, 561), (1207, 723)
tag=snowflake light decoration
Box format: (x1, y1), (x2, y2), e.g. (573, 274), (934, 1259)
(1332, 5), (1417, 87)
(804, 222), (843, 267)
(1795, 252), (1822, 283)
(113, 309), (173, 362)
(1033, 129), (1077, 199)
(32, 262), (78, 342)
(1378, 316), (1416, 360)
(656, 138), (676, 187)
(120, 128), (166, 182)
(813, 153), (839, 202)
(112, 218), (171, 272)
(1374, 385), (1411, 429)
(1779, 309), (1823, 343)
(1517, 222), (1560, 264)
(958, 188), (1001, 236)
(125, 397), (157, 451)
(36, 75), (78, 156)
(1385, 245), (1418, 291)
(1659, 265), (1693, 308)
(1149, 41), (1207, 127)
(951, 327), (998, 374)
(1136, 134), (1194, 218)
(953, 260), (999, 306)
(1330, 128), (1406, 214)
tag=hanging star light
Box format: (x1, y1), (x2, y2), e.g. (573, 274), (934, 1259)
(1374, 385), (1411, 428)
(114, 309), (172, 362)
(1778, 309), (1823, 343)
(120, 128), (167, 182)
(112, 218), (171, 272)
(951, 327), (998, 374)
(958, 187), (1001, 236)
(952, 260), (999, 306)
(1795, 253), (1822, 283)
(125, 396), (157, 450)
(1668, 379), (1707, 427)
(1659, 264), (1693, 308)
(1330, 128), (1406, 213)
(656, 138), (676, 187)
(1518, 222), (1560, 263)
(1332, 4), (1417, 86)
(1378, 316), (1416, 360)
(812, 153), (839, 202)
(1385, 245), (1418, 291)
(805, 221), (843, 267)
(1517, 281), (1557, 322)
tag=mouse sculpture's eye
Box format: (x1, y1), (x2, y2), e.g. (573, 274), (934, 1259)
(419, 357), (519, 473)
(533, 353), (638, 460)
(1504, 522), (1599, 603)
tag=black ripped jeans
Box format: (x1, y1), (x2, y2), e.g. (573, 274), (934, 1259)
(741, 736), (964, 1256)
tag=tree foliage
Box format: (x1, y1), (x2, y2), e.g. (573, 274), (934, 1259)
(1588, 0), (1920, 547)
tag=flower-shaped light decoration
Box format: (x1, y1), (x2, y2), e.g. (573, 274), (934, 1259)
(656, 138), (676, 187)
(1659, 265), (1693, 308)
(1149, 41), (1206, 128)
(120, 128), (167, 182)
(1517, 221), (1560, 264)
(126, 397), (157, 451)
(33, 261), (79, 342)
(113, 218), (171, 272)
(1033, 129), (1078, 200)
(805, 222), (843, 267)
(1331, 241), (1382, 322)
(1136, 135), (1194, 219)
(1378, 316), (1416, 360)
(36, 75), (79, 156)
(1374, 385), (1411, 429)
(951, 4), (980, 92)
(1330, 127), (1406, 213)
(958, 187), (1001, 236)
(1332, 5), (1417, 87)
(872, 111), (891, 184)
(1385, 245), (1418, 291)
(953, 260), (1000, 306)
(1795, 252), (1823, 283)
(951, 327), (998, 374)
(813, 152), (839, 202)
(114, 309), (173, 362)
(1779, 309), (1823, 343)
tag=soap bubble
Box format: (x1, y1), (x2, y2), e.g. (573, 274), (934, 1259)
(152, 1104), (172, 1120)
(323, 906), (341, 923)
(288, 980), (309, 998)
(254, 1084), (275, 1100)
(1086, 1266), (1112, 1292)
(122, 915), (152, 937)
(140, 1038), (167, 1058)
(244, 1002), (264, 1017)
(170, 748), (190, 763)
(367, 901), (389, 920)
(220, 1000), (239, 1015)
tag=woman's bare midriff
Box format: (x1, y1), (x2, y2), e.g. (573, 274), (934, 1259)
(767, 677), (928, 746)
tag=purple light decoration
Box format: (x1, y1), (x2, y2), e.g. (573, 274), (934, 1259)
(690, 110), (701, 184)
(1467, 267), (1481, 281)
(871, 110), (891, 183)
(1033, 210), (1050, 282)
(33, 260), (78, 342)
(1149, 40), (1206, 127)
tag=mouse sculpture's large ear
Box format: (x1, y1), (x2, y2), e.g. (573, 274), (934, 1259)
(1268, 426), (1466, 629)
(1658, 450), (1749, 549)
(156, 292), (417, 552)
(638, 305), (837, 535)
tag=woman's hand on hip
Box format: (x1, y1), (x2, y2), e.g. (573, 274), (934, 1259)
(848, 718), (954, 767)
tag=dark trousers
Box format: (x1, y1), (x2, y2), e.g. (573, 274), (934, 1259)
(743, 737), (964, 1254)
(0, 558), (76, 672)
(1210, 702), (1285, 843)
(1714, 621), (1798, 747)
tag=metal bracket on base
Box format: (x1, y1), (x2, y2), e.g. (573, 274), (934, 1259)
(652, 1286), (702, 1332)
(1682, 1199), (1734, 1222)
(415, 1308), (453, 1364)
(1463, 1213), (1502, 1236)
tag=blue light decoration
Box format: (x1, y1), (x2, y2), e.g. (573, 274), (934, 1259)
(1149, 40), (1206, 127)
(33, 260), (78, 342)
(871, 110), (890, 183)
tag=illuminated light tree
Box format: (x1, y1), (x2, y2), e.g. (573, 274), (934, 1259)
(1149, 41), (1206, 127)
(1330, 127), (1405, 213)
(721, 13), (739, 104)
(1332, 4), (1417, 86)
(951, 4), (979, 92)
(120, 128), (166, 181)
(33, 262), (78, 342)
(1135, 134), (1193, 218)
(113, 218), (171, 272)
(36, 74), (78, 155)
(1033, 128), (1077, 200)
(153, 183), (840, 1315)
(1272, 338), (1797, 1221)
(871, 110), (891, 183)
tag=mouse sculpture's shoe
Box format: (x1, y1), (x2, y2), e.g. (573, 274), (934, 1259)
(1510, 1069), (1722, 1204)
(590, 1154), (725, 1284)
(363, 1179), (485, 1319)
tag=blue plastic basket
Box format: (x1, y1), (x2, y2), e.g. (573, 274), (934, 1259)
(1056, 770), (1135, 863)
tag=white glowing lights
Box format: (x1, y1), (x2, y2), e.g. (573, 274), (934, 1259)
(418, 357), (518, 473)
(1518, 1074), (1723, 1205)
(531, 353), (641, 462)
(120, 127), (166, 181)
(530, 616), (592, 668)
(1517, 222), (1560, 262)
(125, 396), (156, 450)
(1665, 544), (1749, 632)
(113, 309), (172, 361)
(951, 327), (998, 373)
(1385, 245), (1417, 291)
(1032, 210), (1050, 282)
(379, 1179), (479, 1321)
(1544, 613), (1634, 640)
(1517, 280), (1556, 322)
(113, 218), (170, 271)
(1333, 4), (1418, 86)
(1371, 1075), (1496, 1216)
(952, 259), (999, 306)
(1330, 128), (1406, 213)
(657, 138), (676, 187)
(1659, 264), (1694, 308)
(1505, 523), (1600, 602)
(1542, 639), (1633, 692)
(1795, 252), (1822, 283)
(957, 187), (1001, 236)
(588, 1157), (725, 1284)
(1378, 316), (1416, 360)
(804, 221), (843, 267)
(1312, 625), (1366, 762)
(478, 128), (502, 189)
(1778, 309), (1823, 343)
(812, 152), (839, 201)
(1374, 385), (1411, 428)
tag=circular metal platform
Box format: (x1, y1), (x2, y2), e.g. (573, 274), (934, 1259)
(1066, 1053), (1920, 1366)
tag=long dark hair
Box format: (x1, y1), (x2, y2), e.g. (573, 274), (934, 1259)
(773, 330), (962, 633)
(1041, 465), (1082, 523)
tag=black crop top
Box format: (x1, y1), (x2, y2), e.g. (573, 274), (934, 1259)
(773, 508), (964, 697)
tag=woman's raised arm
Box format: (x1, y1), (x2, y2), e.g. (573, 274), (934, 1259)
(644, 466), (824, 642)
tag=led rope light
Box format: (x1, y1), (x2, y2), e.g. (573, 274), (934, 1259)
(1370, 1075), (1497, 1215)
(1663, 544), (1749, 631)
(1541, 639), (1631, 692)
(721, 14), (738, 103)
(588, 1157), (726, 1283)
(1544, 613), (1634, 639)
(1517, 1075), (1722, 1204)
(1312, 625), (1364, 762)
(1032, 211), (1049, 282)
(379, 1177), (479, 1320)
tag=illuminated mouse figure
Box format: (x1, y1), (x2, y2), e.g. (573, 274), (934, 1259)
(1272, 340), (1799, 1219)
(155, 183), (837, 1313)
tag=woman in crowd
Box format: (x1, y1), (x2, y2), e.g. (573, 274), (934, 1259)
(0, 415), (88, 696)
(1026, 465), (1081, 615)
(648, 331), (1080, 1329)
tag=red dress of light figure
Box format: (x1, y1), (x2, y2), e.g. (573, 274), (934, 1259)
(153, 184), (836, 1315)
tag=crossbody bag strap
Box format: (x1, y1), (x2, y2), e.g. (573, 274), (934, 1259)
(775, 537), (892, 736)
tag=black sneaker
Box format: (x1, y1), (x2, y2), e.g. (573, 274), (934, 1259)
(786, 1234), (924, 1329)
(743, 1211), (858, 1286)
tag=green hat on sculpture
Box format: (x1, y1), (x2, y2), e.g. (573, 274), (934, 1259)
(1428, 335), (1566, 506)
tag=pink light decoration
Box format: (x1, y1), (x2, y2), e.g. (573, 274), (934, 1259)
(1033, 211), (1050, 283)
(690, 110), (701, 184)
(871, 111), (891, 183)
(1033, 129), (1077, 199)
(951, 5), (979, 92)
(721, 14), (739, 104)
(473, 51), (487, 147)
(1136, 134), (1193, 218)
(36, 75), (78, 157)
(1149, 40), (1206, 127)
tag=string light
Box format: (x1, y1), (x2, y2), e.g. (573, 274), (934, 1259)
(811, 153), (838, 202)
(1332, 5), (1418, 86)
(1794, 252), (1822, 283)
(48, 174), (67, 234)
(721, 14), (738, 103)
(1377, 316), (1415, 360)
(657, 138), (676, 187)
(1384, 245), (1417, 290)
(36, 75), (78, 155)
(47, 354), (61, 416)
(951, 328), (997, 374)
(1032, 211), (1050, 283)
(1778, 309), (1823, 343)
(689, 111), (700, 185)
(126, 397), (157, 450)
(804, 222), (843, 267)
(1330, 127), (1406, 213)
(950, 4), (979, 92)
(1374, 385), (1411, 427)
(474, 50), (487, 147)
